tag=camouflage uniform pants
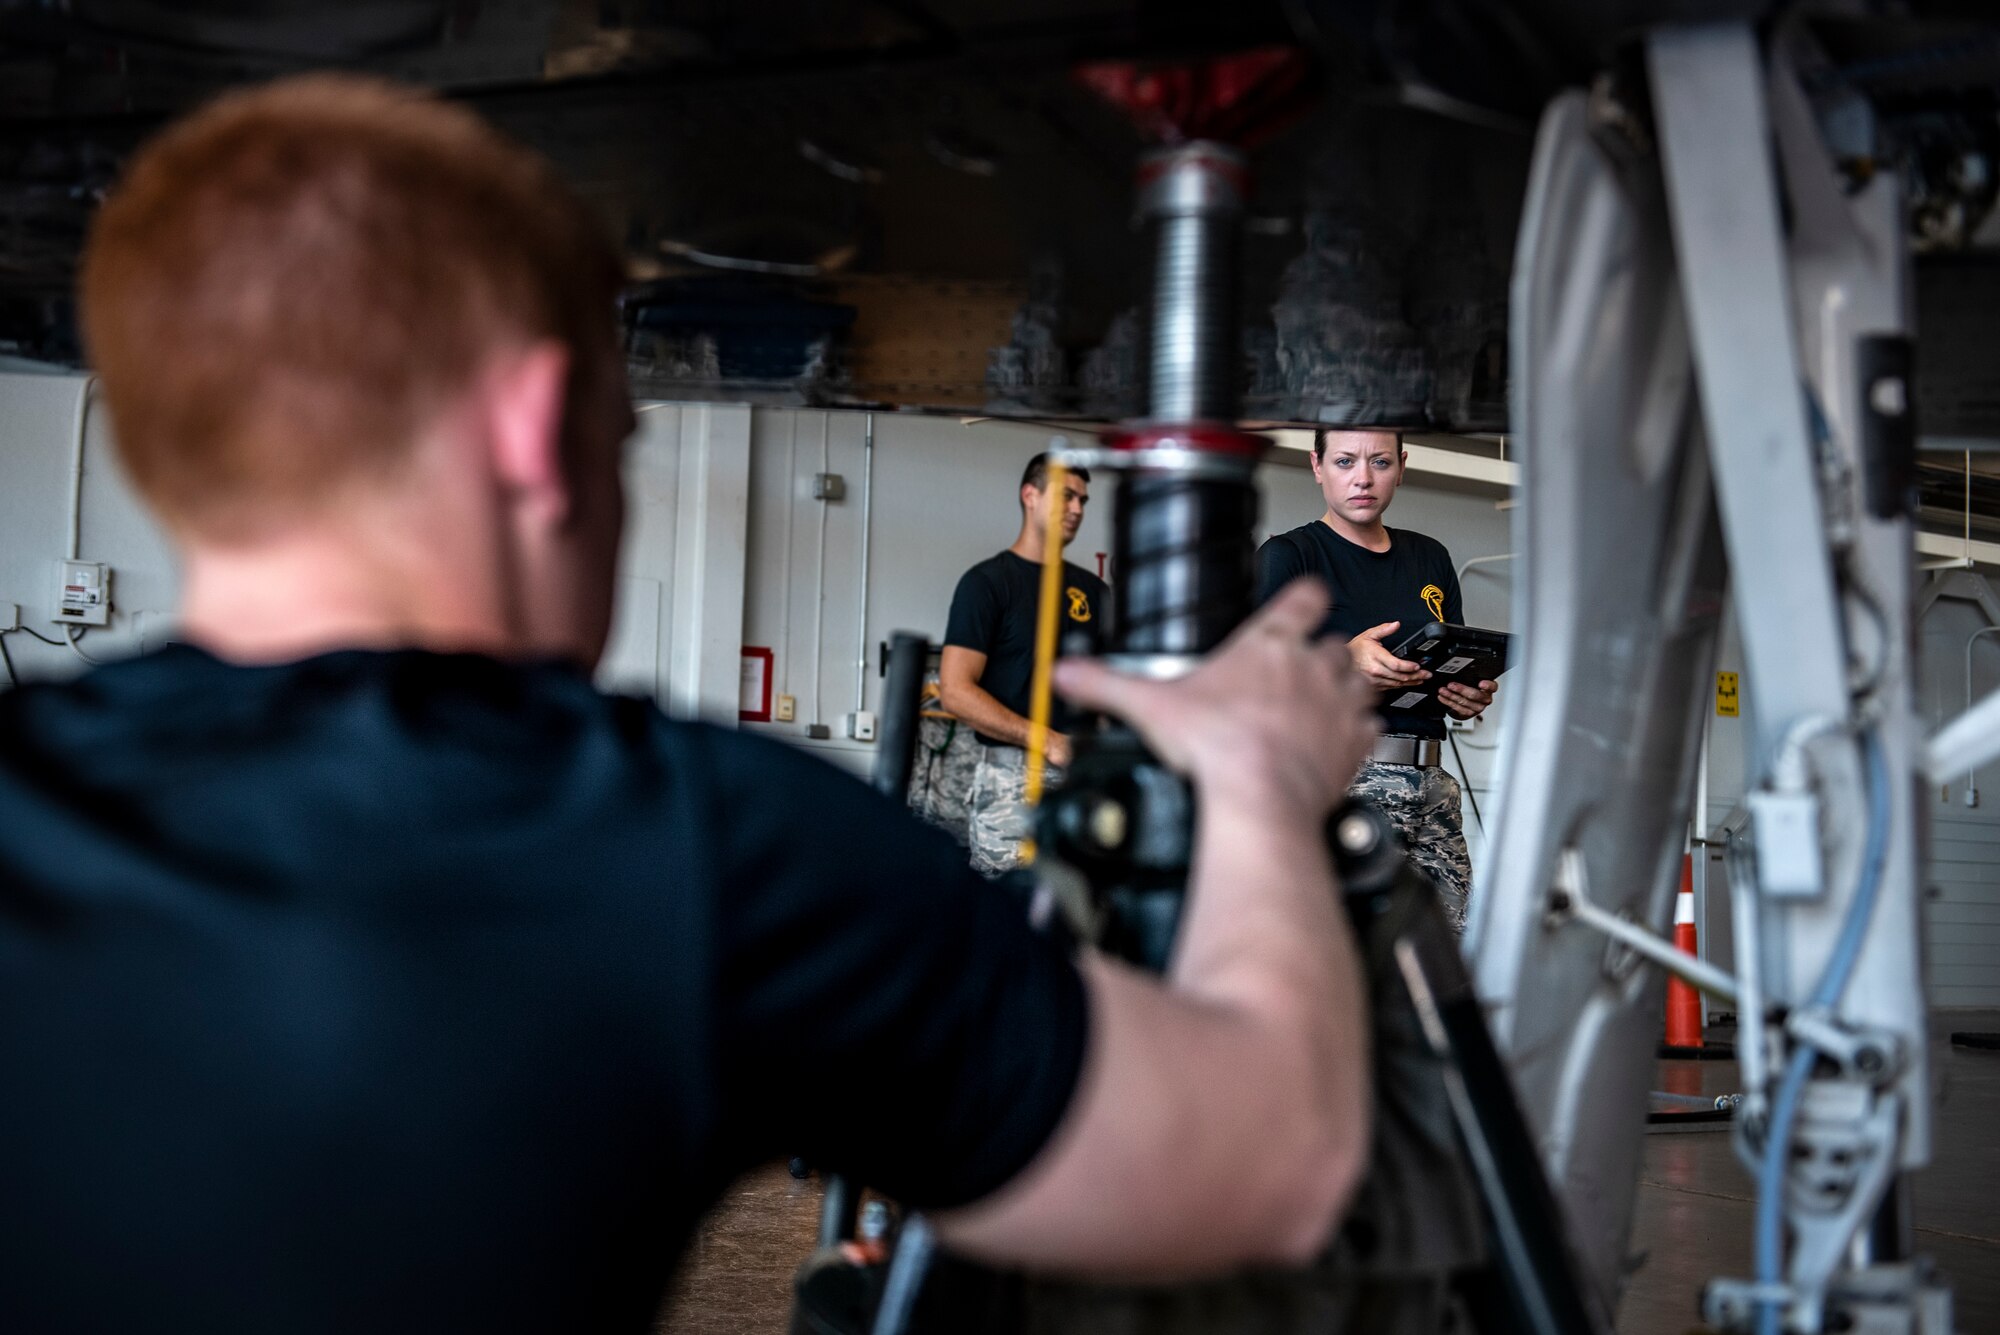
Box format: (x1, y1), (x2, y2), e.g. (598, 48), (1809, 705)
(908, 716), (980, 847)
(1350, 759), (1472, 934)
(966, 744), (1064, 877)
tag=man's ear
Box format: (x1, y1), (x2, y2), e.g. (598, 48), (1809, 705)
(486, 340), (572, 514)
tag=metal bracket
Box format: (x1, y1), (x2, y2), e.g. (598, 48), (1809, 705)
(1650, 22), (1852, 738)
(1786, 1086), (1905, 1329)
(1786, 1009), (1905, 1086)
(1711, 1079), (1905, 1331)
(1546, 851), (1746, 1007)
(1830, 1262), (1956, 1335)
(1704, 1278), (1796, 1332)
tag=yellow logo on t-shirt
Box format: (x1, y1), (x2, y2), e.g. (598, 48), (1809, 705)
(1420, 583), (1445, 622)
(1067, 587), (1092, 622)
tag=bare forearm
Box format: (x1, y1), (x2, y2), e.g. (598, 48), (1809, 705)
(937, 948), (1365, 1275)
(1171, 792), (1371, 1237)
(933, 582), (1376, 1274)
(939, 678), (1035, 748)
(1175, 793), (1355, 1018)
(940, 804), (1370, 1274)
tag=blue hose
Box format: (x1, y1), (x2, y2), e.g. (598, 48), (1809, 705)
(1753, 731), (1892, 1335)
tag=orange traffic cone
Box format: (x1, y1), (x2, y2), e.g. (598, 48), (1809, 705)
(1664, 853), (1704, 1050)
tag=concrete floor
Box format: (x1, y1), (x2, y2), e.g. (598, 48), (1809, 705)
(1619, 1012), (2000, 1335)
(659, 1014), (2000, 1333)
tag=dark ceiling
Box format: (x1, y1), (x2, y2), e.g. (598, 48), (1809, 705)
(1, 1), (1997, 436)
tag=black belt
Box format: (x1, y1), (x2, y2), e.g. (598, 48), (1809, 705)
(1370, 735), (1442, 768)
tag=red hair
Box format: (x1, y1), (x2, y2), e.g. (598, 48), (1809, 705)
(79, 74), (625, 539)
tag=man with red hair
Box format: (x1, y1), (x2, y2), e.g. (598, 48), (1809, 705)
(0, 76), (1380, 1332)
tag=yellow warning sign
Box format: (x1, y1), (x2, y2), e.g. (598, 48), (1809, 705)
(1716, 671), (1740, 717)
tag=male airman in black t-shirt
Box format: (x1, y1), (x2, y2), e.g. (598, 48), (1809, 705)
(0, 76), (1385, 1331)
(1257, 429), (1498, 931)
(941, 453), (1110, 874)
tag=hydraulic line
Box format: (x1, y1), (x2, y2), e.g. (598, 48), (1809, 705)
(1753, 730), (1892, 1335)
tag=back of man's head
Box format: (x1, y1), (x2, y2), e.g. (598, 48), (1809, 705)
(80, 75), (625, 542)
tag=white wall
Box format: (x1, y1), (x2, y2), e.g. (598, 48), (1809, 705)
(0, 371), (178, 682)
(736, 410), (1115, 776)
(731, 414), (1518, 790)
(594, 401), (755, 727)
(1689, 580), (2000, 1010)
(1910, 591), (2000, 1009)
(2, 372), (1989, 1004)
(0, 374), (1518, 787)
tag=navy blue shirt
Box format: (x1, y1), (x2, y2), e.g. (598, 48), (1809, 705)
(0, 646), (1086, 1334)
(1256, 521), (1462, 740)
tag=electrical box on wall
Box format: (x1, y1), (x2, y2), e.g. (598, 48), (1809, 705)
(54, 560), (111, 626)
